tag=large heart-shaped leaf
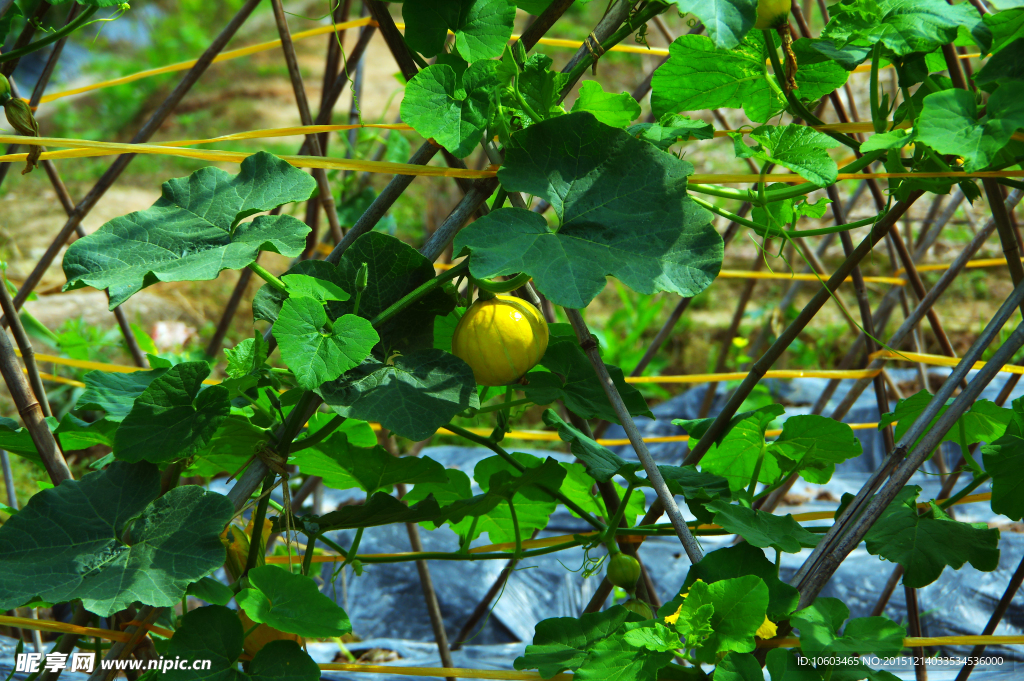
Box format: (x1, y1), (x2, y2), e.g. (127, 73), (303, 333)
(63, 152), (315, 307)
(730, 125), (840, 187)
(0, 461), (231, 616)
(317, 349), (477, 441)
(455, 112), (722, 309)
(401, 61), (500, 157)
(864, 486), (1000, 588)
(273, 299), (378, 391)
(237, 565), (351, 637)
(292, 439), (447, 494)
(820, 0), (989, 56)
(917, 84), (1024, 172)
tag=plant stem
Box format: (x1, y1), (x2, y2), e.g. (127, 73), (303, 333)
(290, 415), (345, 453)
(938, 474), (990, 511)
(475, 272), (532, 294)
(0, 6), (99, 64)
(442, 423), (606, 530)
(302, 533), (318, 576)
(475, 397), (535, 415)
(248, 263), (288, 293)
(243, 475), (275, 577)
(603, 482), (635, 544)
(508, 498), (523, 559)
(243, 623), (261, 641)
(371, 260), (468, 328)
(342, 527), (365, 569)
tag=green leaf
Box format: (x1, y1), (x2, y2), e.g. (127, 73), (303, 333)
(715, 653), (764, 681)
(273, 299), (378, 391)
(290, 491), (442, 532)
(449, 453), (567, 543)
(651, 32), (784, 123)
(680, 576), (768, 664)
(163, 606), (245, 681)
(295, 440), (446, 495)
(570, 81), (641, 128)
(401, 61), (500, 157)
(164, 606), (320, 681)
(820, 0), (989, 56)
(0, 3), (23, 45)
(62, 153), (315, 307)
(621, 622), (683, 652)
(680, 543), (799, 621)
(0, 417), (48, 465)
(730, 125), (840, 187)
(788, 38), (851, 101)
(455, 112), (722, 309)
(863, 486), (1000, 587)
(686, 404), (785, 491)
(917, 84), (1024, 172)
(674, 0), (756, 50)
(514, 606), (631, 677)
(707, 500), (821, 553)
(188, 415), (271, 478)
(771, 415), (862, 484)
(237, 565), (351, 637)
(318, 349), (478, 441)
(525, 337), (652, 422)
(974, 38), (1024, 89)
(246, 641), (322, 681)
(791, 598), (905, 658)
(985, 8), (1024, 55)
(983, 397), (1024, 520)
(657, 465), (731, 524)
(516, 53), (569, 120)
(575, 633), (673, 681)
(0, 461), (232, 616)
(186, 577), (235, 606)
(878, 389), (1011, 448)
(54, 414), (118, 451)
(403, 468), (476, 537)
(860, 129), (916, 153)
(402, 0), (517, 62)
(543, 410), (642, 483)
(254, 261), (345, 324)
(114, 362), (230, 464)
(225, 334), (269, 379)
(627, 114), (715, 151)
(76, 368), (168, 422)
(766, 648), (824, 681)
(281, 273), (349, 302)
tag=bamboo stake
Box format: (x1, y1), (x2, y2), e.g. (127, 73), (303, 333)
(270, 0), (343, 245)
(829, 190), (1024, 422)
(686, 193), (923, 466)
(793, 280), (1024, 606)
(564, 308), (704, 563)
(953, 553), (1024, 681)
(0, 1), (50, 78)
(0, 271), (51, 417)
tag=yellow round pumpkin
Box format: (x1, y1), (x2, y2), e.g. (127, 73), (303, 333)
(754, 0), (791, 29)
(452, 295), (549, 386)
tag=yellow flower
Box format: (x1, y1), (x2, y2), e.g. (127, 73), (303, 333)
(664, 604), (682, 625)
(756, 616), (778, 639)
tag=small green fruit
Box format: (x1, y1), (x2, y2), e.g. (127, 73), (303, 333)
(621, 598), (654, 620)
(606, 552), (641, 591)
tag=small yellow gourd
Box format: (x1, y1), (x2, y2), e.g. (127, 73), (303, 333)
(754, 0), (791, 29)
(451, 295), (549, 386)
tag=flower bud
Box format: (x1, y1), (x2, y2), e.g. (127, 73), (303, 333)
(0, 74), (11, 107)
(3, 97), (41, 174)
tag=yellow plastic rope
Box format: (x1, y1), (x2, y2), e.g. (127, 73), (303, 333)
(0, 134), (492, 179)
(36, 17), (376, 105)
(870, 349), (1024, 376)
(896, 257), (1024, 278)
(718, 270), (906, 285)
